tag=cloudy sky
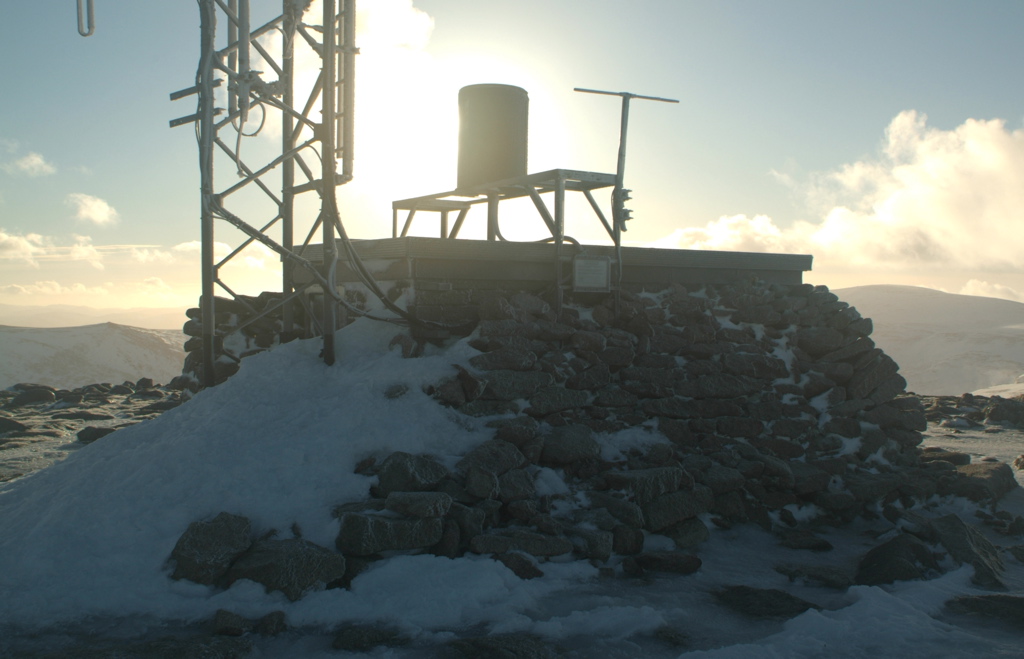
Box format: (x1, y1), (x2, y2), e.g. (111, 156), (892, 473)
(3, 0), (1024, 311)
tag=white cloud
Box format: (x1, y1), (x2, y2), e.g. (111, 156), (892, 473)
(69, 235), (104, 270)
(959, 279), (1024, 303)
(140, 277), (173, 293)
(172, 240), (232, 259)
(0, 280), (111, 297)
(66, 193), (120, 226)
(650, 215), (795, 254)
(131, 247), (175, 264)
(0, 230), (48, 267)
(3, 152), (56, 177)
(658, 111), (1024, 273)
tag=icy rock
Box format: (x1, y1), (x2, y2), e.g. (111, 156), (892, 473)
(643, 490), (708, 532)
(586, 490), (645, 528)
(664, 517), (710, 550)
(603, 467), (691, 506)
(169, 512), (252, 585)
(794, 327), (845, 358)
(854, 534), (940, 585)
(374, 451), (449, 496)
(528, 386), (589, 416)
(469, 346), (537, 372)
(0, 416), (28, 433)
(953, 462), (1019, 501)
(480, 370), (553, 400)
(568, 527), (614, 561)
(456, 439), (527, 476)
(335, 514), (444, 556)
(224, 537), (346, 602)
(539, 424), (599, 465)
(385, 491), (453, 518)
(77, 426), (117, 444)
(495, 551), (544, 579)
(498, 468), (536, 502)
(930, 514), (1005, 589)
(613, 526), (646, 554)
(9, 387), (57, 407)
(945, 595), (1024, 626)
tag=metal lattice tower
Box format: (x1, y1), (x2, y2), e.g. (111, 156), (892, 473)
(171, 0), (357, 387)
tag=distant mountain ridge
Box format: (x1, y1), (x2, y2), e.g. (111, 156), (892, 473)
(0, 304), (186, 330)
(835, 285), (1024, 395)
(3, 287), (1021, 396)
(0, 322), (186, 390)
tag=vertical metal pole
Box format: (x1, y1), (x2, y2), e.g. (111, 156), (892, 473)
(227, 0), (238, 119)
(281, 0), (296, 335)
(613, 96), (629, 314)
(613, 94), (632, 234)
(554, 173), (565, 314)
(341, 0), (356, 178)
(199, 0), (217, 387)
(487, 193), (499, 241)
(320, 0), (339, 365)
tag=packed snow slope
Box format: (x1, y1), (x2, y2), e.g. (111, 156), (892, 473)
(0, 322), (185, 389)
(1, 319), (1022, 658)
(835, 285), (1024, 396)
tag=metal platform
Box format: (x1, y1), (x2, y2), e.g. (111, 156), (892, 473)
(296, 236), (813, 290)
(392, 169), (619, 242)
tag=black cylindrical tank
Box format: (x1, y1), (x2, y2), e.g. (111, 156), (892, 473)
(457, 84), (528, 191)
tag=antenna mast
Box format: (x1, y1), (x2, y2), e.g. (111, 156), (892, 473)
(573, 88), (678, 236)
(171, 0), (358, 387)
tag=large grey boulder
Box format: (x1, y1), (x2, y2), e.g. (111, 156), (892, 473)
(224, 537), (346, 601)
(375, 451), (449, 496)
(169, 512), (252, 585)
(953, 462), (1018, 501)
(336, 514), (443, 555)
(930, 514), (1005, 589)
(854, 534), (940, 585)
(456, 439), (527, 476)
(540, 424), (600, 465)
(643, 490), (708, 532)
(385, 491), (453, 518)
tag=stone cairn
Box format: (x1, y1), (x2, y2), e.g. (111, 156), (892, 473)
(179, 291), (315, 391)
(165, 279), (1024, 647)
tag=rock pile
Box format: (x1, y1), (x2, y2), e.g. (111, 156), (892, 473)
(0, 379), (184, 482)
(180, 292), (314, 390)
(164, 280), (1024, 647)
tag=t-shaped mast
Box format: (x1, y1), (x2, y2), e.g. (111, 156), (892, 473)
(573, 88), (678, 234)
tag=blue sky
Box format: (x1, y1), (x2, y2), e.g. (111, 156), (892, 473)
(3, 0), (1024, 310)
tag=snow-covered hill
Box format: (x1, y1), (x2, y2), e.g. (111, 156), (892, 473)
(835, 285), (1024, 396)
(0, 323), (186, 389)
(0, 303), (186, 330)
